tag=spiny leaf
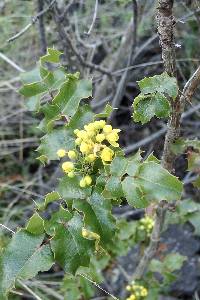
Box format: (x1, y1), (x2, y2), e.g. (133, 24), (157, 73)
(50, 213), (94, 274)
(136, 161), (183, 202)
(138, 72), (178, 99)
(95, 104), (114, 119)
(43, 191), (61, 209)
(44, 206), (72, 236)
(122, 161), (183, 208)
(133, 92), (170, 124)
(40, 48), (63, 65)
(73, 192), (116, 246)
(105, 176), (124, 198)
(37, 127), (74, 160)
(26, 212), (44, 235)
(57, 176), (91, 201)
(18, 244), (54, 280)
(122, 177), (148, 208)
(110, 156), (128, 177)
(0, 230), (49, 297)
(42, 77), (92, 130)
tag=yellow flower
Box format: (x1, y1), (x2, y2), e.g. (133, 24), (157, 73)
(100, 147), (114, 162)
(87, 130), (96, 138)
(77, 130), (87, 140)
(106, 132), (119, 147)
(141, 288), (148, 297)
(74, 129), (79, 135)
(75, 137), (82, 145)
(103, 124), (112, 133)
(80, 142), (91, 154)
(62, 161), (74, 173)
(86, 154), (96, 162)
(84, 175), (92, 186)
(68, 171), (75, 178)
(82, 228), (88, 237)
(126, 285), (132, 291)
(96, 133), (105, 143)
(68, 150), (77, 160)
(57, 149), (66, 158)
(130, 295), (136, 300)
(93, 120), (105, 130)
(80, 178), (86, 188)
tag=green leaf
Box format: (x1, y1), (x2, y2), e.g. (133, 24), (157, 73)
(136, 162), (182, 202)
(188, 211), (200, 235)
(67, 104), (94, 132)
(37, 127), (74, 160)
(123, 162), (183, 208)
(163, 253), (186, 272)
(43, 191), (61, 209)
(138, 72), (178, 99)
(73, 192), (116, 246)
(40, 48), (63, 64)
(95, 104), (114, 119)
(105, 176), (124, 198)
(51, 213), (94, 274)
(133, 92), (170, 124)
(122, 177), (148, 208)
(0, 230), (46, 297)
(18, 244), (54, 280)
(110, 156), (128, 177)
(58, 176), (91, 202)
(26, 212), (44, 235)
(44, 206), (72, 236)
(19, 81), (47, 97)
(43, 77), (92, 127)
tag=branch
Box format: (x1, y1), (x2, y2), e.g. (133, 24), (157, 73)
(132, 0), (200, 281)
(7, 0), (56, 43)
(37, 0), (47, 55)
(109, 0), (138, 120)
(50, 2), (112, 77)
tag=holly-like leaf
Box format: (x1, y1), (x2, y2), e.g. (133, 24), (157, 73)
(163, 253), (186, 272)
(110, 156), (128, 177)
(136, 161), (183, 201)
(43, 191), (61, 208)
(0, 230), (53, 298)
(122, 177), (148, 208)
(95, 104), (114, 119)
(133, 92), (170, 124)
(67, 104), (94, 132)
(18, 244), (54, 280)
(105, 176), (124, 198)
(42, 77), (92, 129)
(50, 213), (94, 274)
(26, 212), (44, 235)
(188, 211), (200, 235)
(57, 176), (91, 201)
(122, 161), (183, 208)
(73, 192), (116, 246)
(37, 127), (74, 160)
(138, 72), (178, 99)
(44, 206), (72, 236)
(40, 48), (63, 65)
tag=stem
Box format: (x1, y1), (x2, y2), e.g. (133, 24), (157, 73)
(132, 0), (200, 281)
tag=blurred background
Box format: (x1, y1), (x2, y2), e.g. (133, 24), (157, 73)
(0, 0), (200, 299)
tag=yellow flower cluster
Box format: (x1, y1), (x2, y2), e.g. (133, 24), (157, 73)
(74, 120), (120, 164)
(126, 282), (148, 300)
(138, 216), (154, 236)
(56, 120), (121, 188)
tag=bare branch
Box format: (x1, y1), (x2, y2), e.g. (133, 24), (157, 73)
(87, 0), (98, 35)
(7, 0), (56, 43)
